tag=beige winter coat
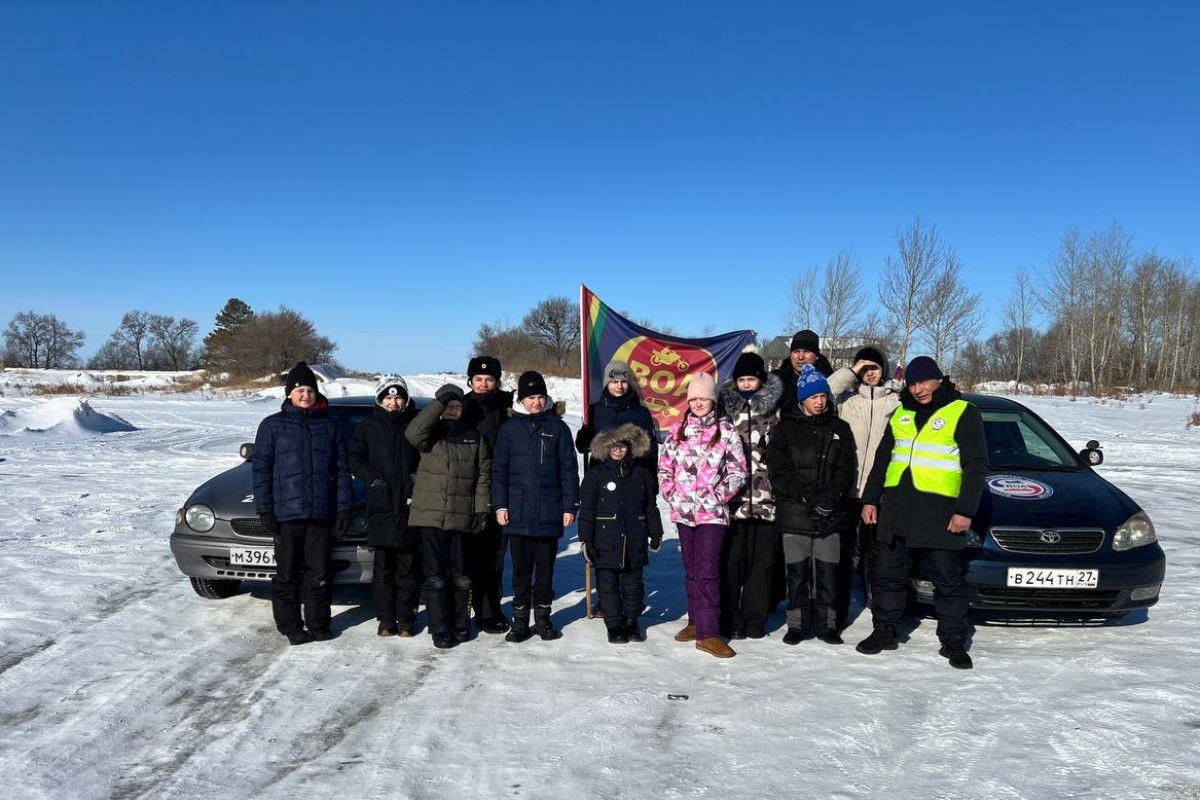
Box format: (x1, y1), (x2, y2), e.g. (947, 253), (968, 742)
(837, 379), (902, 498)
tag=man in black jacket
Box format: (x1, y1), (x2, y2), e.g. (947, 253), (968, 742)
(772, 329), (835, 391)
(856, 357), (987, 669)
(349, 376), (422, 638)
(461, 355), (513, 634)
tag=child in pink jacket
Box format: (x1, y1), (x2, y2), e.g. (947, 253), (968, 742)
(658, 371), (747, 658)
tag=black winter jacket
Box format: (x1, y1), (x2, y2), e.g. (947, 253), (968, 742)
(574, 389), (659, 473)
(766, 403), (857, 536)
(252, 398), (353, 523)
(462, 388), (513, 451)
(492, 404), (580, 539)
(578, 424), (663, 570)
(773, 354), (835, 398)
(862, 380), (988, 550)
(348, 404), (421, 548)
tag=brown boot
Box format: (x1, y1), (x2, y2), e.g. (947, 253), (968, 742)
(673, 625), (697, 642)
(696, 637), (736, 658)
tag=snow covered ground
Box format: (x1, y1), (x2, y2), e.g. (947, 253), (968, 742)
(0, 380), (1196, 799)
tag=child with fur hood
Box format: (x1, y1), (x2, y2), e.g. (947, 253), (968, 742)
(578, 423), (664, 644)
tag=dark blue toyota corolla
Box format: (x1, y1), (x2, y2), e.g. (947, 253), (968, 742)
(906, 394), (1166, 618)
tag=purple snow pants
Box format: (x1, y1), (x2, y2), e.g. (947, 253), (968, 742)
(677, 523), (727, 640)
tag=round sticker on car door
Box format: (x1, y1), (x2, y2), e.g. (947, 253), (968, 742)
(986, 474), (1055, 500)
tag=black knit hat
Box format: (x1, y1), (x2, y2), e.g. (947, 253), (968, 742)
(733, 352), (767, 382)
(285, 361), (319, 395)
(789, 329), (821, 354)
(904, 356), (944, 385)
(853, 347), (887, 371)
(468, 356), (502, 379)
(517, 370), (548, 401)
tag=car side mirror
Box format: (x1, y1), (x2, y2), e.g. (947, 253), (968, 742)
(240, 442), (254, 460)
(1081, 441), (1102, 466)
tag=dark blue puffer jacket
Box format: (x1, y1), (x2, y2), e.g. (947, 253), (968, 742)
(253, 399), (353, 523)
(492, 407), (580, 539)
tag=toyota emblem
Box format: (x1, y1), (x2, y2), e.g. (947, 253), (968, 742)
(1040, 530), (1062, 544)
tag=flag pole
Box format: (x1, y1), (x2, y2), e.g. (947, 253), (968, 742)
(579, 284), (594, 619)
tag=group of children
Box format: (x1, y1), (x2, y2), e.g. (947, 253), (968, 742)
(254, 331), (902, 659)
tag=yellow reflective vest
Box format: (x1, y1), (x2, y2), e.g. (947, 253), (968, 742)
(884, 400), (970, 498)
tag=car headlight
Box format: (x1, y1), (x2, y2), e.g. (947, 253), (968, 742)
(185, 504), (217, 533)
(1113, 511), (1156, 551)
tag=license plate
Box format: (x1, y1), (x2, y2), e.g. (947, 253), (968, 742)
(229, 547), (277, 567)
(1006, 568), (1099, 589)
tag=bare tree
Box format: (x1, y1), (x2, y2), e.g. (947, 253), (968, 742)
(817, 252), (863, 350)
(1001, 267), (1037, 391)
(786, 265), (820, 332)
(522, 296), (580, 372)
(920, 252), (983, 369)
(149, 315), (199, 370)
(113, 311), (154, 370)
(1041, 229), (1087, 396)
(881, 218), (948, 366)
(3, 311), (84, 368)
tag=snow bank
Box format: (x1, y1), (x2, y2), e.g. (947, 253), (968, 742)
(0, 397), (138, 436)
(0, 368), (205, 394)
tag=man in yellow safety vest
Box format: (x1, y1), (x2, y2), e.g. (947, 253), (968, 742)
(854, 356), (988, 669)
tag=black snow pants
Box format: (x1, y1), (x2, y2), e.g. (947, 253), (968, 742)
(273, 520), (332, 635)
(372, 543), (422, 631)
(719, 518), (780, 636)
(871, 536), (969, 646)
(420, 527), (470, 634)
(596, 565), (646, 631)
(466, 517), (507, 624)
(508, 536), (558, 622)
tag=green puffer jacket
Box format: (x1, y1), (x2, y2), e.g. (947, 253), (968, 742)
(405, 398), (491, 532)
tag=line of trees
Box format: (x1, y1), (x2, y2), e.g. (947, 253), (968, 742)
(88, 311), (200, 370)
(474, 296), (582, 377)
(789, 220), (1198, 395)
(2, 299), (338, 380)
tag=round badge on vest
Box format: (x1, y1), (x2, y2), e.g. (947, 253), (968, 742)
(899, 414), (913, 425)
(606, 481), (617, 491)
(932, 417), (946, 430)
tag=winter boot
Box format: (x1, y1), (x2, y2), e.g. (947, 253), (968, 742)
(673, 624), (697, 642)
(856, 625), (898, 655)
(534, 605), (562, 641)
(377, 622), (397, 637)
(432, 629), (458, 649)
(310, 628), (335, 642)
(817, 630), (844, 645)
(696, 637), (736, 658)
(285, 630), (313, 646)
(607, 623), (629, 644)
(453, 626), (472, 644)
(480, 616), (510, 635)
(624, 617), (645, 642)
(745, 625), (766, 640)
(782, 627), (807, 646)
(506, 607), (533, 643)
(939, 642), (974, 670)
(730, 625), (747, 641)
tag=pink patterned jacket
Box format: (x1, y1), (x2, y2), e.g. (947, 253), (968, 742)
(658, 411), (748, 527)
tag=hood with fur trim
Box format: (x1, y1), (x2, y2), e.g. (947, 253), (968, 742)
(718, 372), (785, 417)
(590, 422), (653, 462)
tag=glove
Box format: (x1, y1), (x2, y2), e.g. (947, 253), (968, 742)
(648, 535), (662, 553)
(435, 383), (465, 405)
(259, 512), (276, 534)
(582, 541), (598, 564)
(334, 510), (352, 540)
(471, 511), (490, 534)
(812, 493), (838, 518)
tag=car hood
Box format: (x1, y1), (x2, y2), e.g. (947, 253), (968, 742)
(185, 462), (367, 519)
(186, 462), (259, 519)
(974, 467), (1140, 533)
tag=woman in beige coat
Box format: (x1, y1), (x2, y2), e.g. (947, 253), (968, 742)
(831, 346), (901, 629)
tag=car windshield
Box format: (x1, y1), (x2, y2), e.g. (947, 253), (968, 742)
(981, 408), (1080, 470)
(329, 406), (375, 444)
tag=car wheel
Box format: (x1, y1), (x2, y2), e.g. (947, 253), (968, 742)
(189, 576), (242, 599)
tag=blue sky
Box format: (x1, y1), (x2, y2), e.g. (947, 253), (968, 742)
(2, 2), (1197, 373)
